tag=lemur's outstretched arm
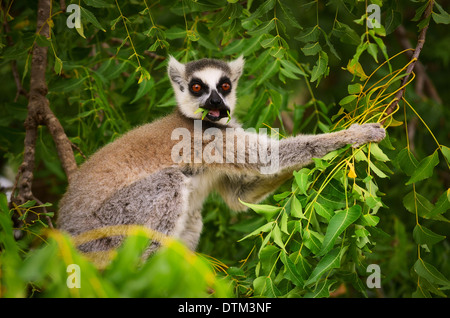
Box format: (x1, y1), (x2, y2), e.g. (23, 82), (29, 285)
(217, 123), (385, 210)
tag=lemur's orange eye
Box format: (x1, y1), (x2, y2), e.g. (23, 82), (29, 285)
(221, 83), (231, 91)
(192, 84), (202, 92)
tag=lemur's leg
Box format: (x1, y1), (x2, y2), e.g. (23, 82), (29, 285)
(77, 167), (190, 255)
(176, 207), (203, 250)
(217, 123), (385, 210)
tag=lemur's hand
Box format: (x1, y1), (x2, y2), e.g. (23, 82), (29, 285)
(348, 123), (386, 148)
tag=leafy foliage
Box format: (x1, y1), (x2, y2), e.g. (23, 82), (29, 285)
(1, 0), (449, 298)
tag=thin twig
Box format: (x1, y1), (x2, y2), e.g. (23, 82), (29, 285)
(382, 0), (434, 123)
(394, 25), (441, 103)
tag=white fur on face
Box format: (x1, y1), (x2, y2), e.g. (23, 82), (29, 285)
(175, 67), (237, 124)
(168, 56), (244, 124)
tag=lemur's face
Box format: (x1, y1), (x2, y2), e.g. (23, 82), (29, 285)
(168, 56), (244, 124)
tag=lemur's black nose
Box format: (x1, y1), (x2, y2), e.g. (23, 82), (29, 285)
(210, 97), (222, 106)
(205, 90), (225, 109)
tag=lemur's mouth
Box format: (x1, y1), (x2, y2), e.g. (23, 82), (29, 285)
(206, 109), (229, 122)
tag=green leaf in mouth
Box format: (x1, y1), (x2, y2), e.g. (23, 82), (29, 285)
(194, 107), (209, 120)
(194, 108), (232, 123)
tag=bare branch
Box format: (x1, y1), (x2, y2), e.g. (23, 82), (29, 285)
(11, 0), (77, 212)
(394, 25), (442, 103)
(382, 0), (435, 123)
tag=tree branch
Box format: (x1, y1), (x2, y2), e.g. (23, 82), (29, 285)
(10, 0), (77, 212)
(394, 25), (441, 103)
(382, 0), (434, 123)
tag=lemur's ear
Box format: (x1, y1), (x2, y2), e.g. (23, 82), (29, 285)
(228, 55), (245, 83)
(168, 55), (186, 91)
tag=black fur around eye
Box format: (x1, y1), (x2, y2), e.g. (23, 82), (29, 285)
(217, 77), (232, 95)
(188, 78), (208, 96)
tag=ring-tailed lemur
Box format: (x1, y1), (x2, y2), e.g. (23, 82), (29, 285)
(57, 56), (385, 260)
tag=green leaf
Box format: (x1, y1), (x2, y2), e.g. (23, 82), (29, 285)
(239, 199), (281, 221)
(316, 181), (346, 210)
(242, 35), (265, 56)
(84, 0), (111, 8)
(403, 191), (433, 216)
(369, 143), (390, 162)
(385, 9), (402, 35)
(278, 0), (302, 29)
(296, 252), (312, 281)
(295, 26), (320, 43)
(253, 276), (281, 297)
(413, 225), (446, 247)
(291, 196), (306, 219)
(273, 191), (290, 202)
(402, 191), (448, 221)
(269, 46), (286, 59)
(247, 19), (276, 36)
(414, 259), (450, 286)
(260, 35), (277, 48)
(339, 94), (357, 106)
(347, 83), (362, 95)
(441, 145), (450, 163)
(293, 168), (310, 195)
(80, 7), (105, 31)
(280, 59), (307, 77)
(310, 51), (329, 84)
(19, 243), (57, 282)
(301, 42), (322, 56)
(302, 229), (323, 254)
(0, 194), (20, 257)
(350, 42), (369, 67)
(238, 222), (274, 241)
(406, 151), (439, 185)
(360, 214), (380, 227)
(412, 2), (428, 22)
(432, 2), (450, 24)
(165, 26), (187, 40)
(344, 60), (368, 81)
(369, 161), (389, 179)
(428, 189), (450, 218)
(313, 201), (333, 222)
(271, 224), (285, 250)
(304, 279), (336, 298)
(367, 42), (378, 62)
(211, 3), (242, 28)
(319, 205), (361, 255)
(395, 147), (419, 176)
(304, 248), (341, 286)
(280, 66), (299, 79)
(194, 107), (208, 120)
(257, 58), (280, 85)
(281, 252), (304, 286)
(130, 78), (154, 104)
(332, 22), (360, 45)
(412, 286), (431, 298)
(320, 28), (340, 60)
(244, 0), (276, 22)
